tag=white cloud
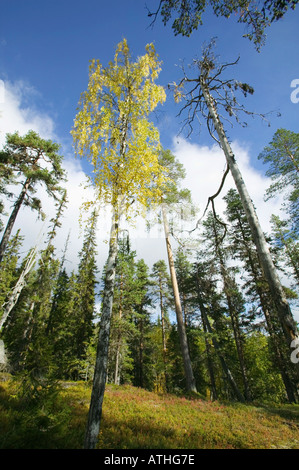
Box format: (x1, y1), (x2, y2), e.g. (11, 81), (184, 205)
(0, 79), (297, 322)
(0, 80), (55, 145)
(171, 137), (298, 320)
(0, 81), (108, 273)
(0, 80), (287, 246)
(171, 137), (285, 235)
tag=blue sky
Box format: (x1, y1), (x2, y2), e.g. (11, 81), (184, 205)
(0, 1), (298, 323)
(1, 0), (298, 167)
(0, 1), (299, 311)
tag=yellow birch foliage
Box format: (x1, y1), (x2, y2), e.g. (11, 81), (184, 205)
(71, 39), (168, 216)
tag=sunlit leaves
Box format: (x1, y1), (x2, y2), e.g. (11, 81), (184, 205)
(72, 39), (167, 216)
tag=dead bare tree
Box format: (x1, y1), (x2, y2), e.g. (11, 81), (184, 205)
(171, 39), (299, 387)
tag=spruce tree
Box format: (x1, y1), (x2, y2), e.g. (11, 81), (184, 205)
(201, 211), (250, 400)
(224, 189), (298, 402)
(151, 260), (172, 391)
(53, 210), (99, 380)
(174, 248), (196, 328)
(194, 258), (245, 402)
(109, 233), (136, 385)
(72, 210), (98, 373)
(131, 258), (153, 389)
(19, 192), (67, 379)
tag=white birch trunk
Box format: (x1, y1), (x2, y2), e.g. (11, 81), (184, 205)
(84, 201), (122, 449)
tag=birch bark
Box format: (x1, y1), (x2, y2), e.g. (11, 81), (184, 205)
(84, 206), (120, 449)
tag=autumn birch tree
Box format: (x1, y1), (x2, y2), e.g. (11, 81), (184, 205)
(173, 40), (299, 383)
(71, 39), (167, 449)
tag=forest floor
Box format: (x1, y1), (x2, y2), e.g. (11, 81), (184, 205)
(1, 373), (299, 449)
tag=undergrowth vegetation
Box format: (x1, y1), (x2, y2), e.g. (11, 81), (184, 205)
(1, 374), (299, 449)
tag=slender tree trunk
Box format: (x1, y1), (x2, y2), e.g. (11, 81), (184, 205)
(230, 306), (251, 401)
(157, 276), (169, 390)
(238, 220), (298, 402)
(0, 246), (37, 331)
(159, 283), (168, 389)
(139, 318), (144, 388)
(201, 310), (218, 400)
(114, 271), (123, 385)
(162, 203), (197, 393)
(84, 207), (120, 449)
(200, 76), (299, 380)
(114, 335), (121, 385)
(0, 177), (31, 264)
(263, 302), (298, 402)
(196, 271), (245, 402)
(159, 279), (167, 361)
(228, 206), (298, 401)
(224, 281), (251, 400)
(182, 292), (188, 328)
(211, 218), (252, 401)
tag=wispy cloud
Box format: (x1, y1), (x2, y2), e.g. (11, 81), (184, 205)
(0, 80), (55, 145)
(0, 79), (296, 323)
(0, 80), (101, 271)
(171, 136), (285, 235)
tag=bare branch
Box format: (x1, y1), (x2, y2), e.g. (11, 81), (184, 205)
(180, 164), (230, 236)
(145, 1), (164, 29)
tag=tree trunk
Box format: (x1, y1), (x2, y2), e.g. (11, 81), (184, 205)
(211, 218), (252, 401)
(114, 336), (121, 385)
(162, 203), (197, 393)
(159, 279), (167, 362)
(263, 302), (298, 402)
(200, 76), (299, 381)
(84, 207), (120, 449)
(227, 203), (298, 401)
(114, 271), (123, 385)
(157, 276), (169, 390)
(196, 271), (245, 402)
(236, 216), (298, 402)
(0, 177), (31, 264)
(0, 246), (37, 331)
(201, 310), (218, 400)
(139, 318), (144, 388)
